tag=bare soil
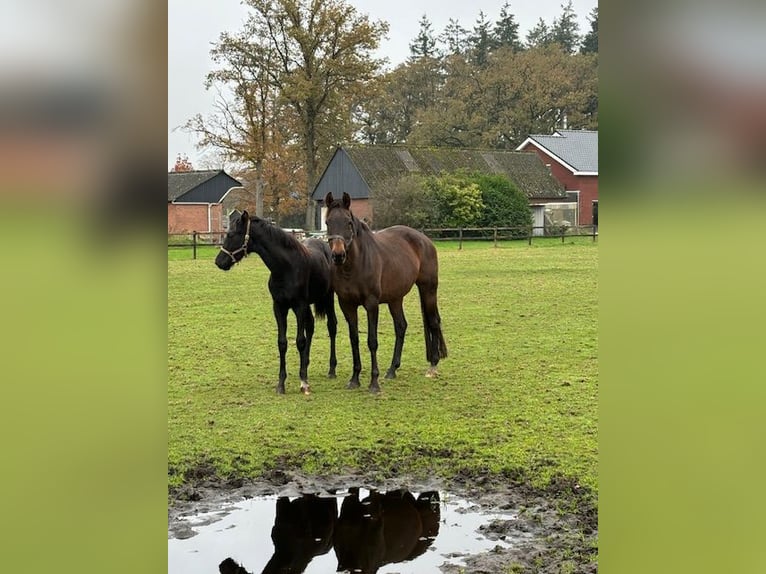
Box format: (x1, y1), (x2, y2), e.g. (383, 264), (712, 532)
(169, 466), (597, 574)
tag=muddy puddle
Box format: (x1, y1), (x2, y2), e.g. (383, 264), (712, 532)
(168, 487), (532, 573)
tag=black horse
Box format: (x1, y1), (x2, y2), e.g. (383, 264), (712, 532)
(333, 488), (441, 574)
(324, 192), (447, 393)
(218, 494), (337, 574)
(215, 211), (337, 394)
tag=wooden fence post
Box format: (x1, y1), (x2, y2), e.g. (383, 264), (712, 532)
(493, 227), (498, 248)
(528, 226), (533, 246)
(192, 231), (197, 260)
(458, 227), (463, 250)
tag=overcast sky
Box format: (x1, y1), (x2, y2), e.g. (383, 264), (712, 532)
(168, 0), (597, 170)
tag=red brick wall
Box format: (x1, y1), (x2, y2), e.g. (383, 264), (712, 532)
(168, 203), (223, 233)
(349, 199), (374, 227)
(320, 198), (374, 230)
(519, 146), (599, 225)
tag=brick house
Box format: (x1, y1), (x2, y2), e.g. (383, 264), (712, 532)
(311, 146), (567, 231)
(516, 130), (598, 227)
(167, 170), (243, 233)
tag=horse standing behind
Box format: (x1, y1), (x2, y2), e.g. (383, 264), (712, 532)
(215, 211), (337, 394)
(324, 192), (447, 393)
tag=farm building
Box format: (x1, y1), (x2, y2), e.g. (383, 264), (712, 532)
(311, 146), (569, 231)
(516, 130), (598, 227)
(167, 169), (243, 233)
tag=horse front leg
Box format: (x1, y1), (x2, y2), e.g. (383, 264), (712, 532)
(294, 305), (314, 395)
(365, 301), (381, 393)
(339, 301), (361, 389)
(273, 302), (289, 394)
(326, 294), (338, 379)
(385, 299), (407, 380)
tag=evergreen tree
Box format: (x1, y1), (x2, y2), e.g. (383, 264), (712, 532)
(468, 11), (492, 67)
(580, 7), (598, 54)
(550, 0), (580, 54)
(525, 17), (551, 49)
(492, 2), (523, 52)
(440, 18), (469, 56)
(409, 14), (439, 60)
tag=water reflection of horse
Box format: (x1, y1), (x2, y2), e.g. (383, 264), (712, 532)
(219, 494), (337, 574)
(333, 488), (441, 574)
(218, 489), (440, 574)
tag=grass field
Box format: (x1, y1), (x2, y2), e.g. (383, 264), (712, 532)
(168, 240), (597, 493)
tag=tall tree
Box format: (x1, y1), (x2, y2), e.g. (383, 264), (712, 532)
(550, 0), (580, 55)
(409, 15), (439, 60)
(479, 45), (597, 143)
(188, 0), (388, 230)
(580, 7), (598, 54)
(183, 30), (283, 217)
(492, 2), (523, 52)
(407, 55), (485, 148)
(355, 57), (442, 145)
(440, 18), (469, 56)
(525, 17), (551, 49)
(468, 11), (492, 67)
(409, 44), (597, 149)
(251, 0), (388, 229)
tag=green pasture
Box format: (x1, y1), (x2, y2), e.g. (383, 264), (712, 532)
(168, 240), (597, 493)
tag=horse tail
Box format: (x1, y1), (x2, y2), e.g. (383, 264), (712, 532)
(419, 286), (448, 363)
(313, 299), (328, 321)
(313, 289), (336, 321)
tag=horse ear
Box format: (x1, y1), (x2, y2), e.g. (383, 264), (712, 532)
(324, 192), (334, 207)
(342, 192), (351, 209)
(241, 210), (249, 222)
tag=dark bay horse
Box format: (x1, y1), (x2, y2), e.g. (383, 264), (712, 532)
(333, 489), (440, 574)
(215, 211), (337, 394)
(324, 192), (447, 393)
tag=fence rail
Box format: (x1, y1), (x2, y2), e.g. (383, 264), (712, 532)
(169, 225), (597, 259)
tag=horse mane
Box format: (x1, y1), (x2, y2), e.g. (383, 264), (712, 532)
(253, 217), (308, 254)
(353, 214), (371, 237)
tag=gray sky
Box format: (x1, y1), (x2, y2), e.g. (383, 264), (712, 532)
(168, 0), (596, 170)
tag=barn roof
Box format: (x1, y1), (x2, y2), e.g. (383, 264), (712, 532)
(312, 146), (566, 201)
(517, 130), (598, 174)
(168, 169), (242, 203)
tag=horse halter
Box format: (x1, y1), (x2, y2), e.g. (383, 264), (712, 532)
(326, 219), (355, 250)
(219, 217), (252, 264)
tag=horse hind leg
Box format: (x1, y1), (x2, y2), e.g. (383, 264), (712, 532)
(274, 303), (289, 394)
(295, 306), (314, 395)
(418, 284), (447, 378)
(384, 299), (407, 380)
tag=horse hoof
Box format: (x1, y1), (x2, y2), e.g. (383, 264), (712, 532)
(276, 386), (286, 394)
(384, 370), (396, 380)
(425, 367), (438, 378)
(369, 385), (381, 394)
(300, 382), (311, 395)
(328, 372), (337, 379)
(346, 381), (360, 390)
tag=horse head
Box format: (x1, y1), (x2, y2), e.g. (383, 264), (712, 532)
(216, 210), (252, 270)
(324, 192), (354, 265)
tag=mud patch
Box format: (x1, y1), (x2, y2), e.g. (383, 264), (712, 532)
(168, 469), (597, 573)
